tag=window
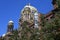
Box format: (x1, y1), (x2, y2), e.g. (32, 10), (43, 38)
(46, 19), (48, 21)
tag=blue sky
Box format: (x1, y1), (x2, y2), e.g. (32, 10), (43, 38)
(0, 0), (53, 36)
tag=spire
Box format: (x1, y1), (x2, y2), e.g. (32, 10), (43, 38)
(27, 3), (30, 6)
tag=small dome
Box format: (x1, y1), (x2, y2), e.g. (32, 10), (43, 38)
(2, 34), (6, 37)
(8, 20), (14, 24)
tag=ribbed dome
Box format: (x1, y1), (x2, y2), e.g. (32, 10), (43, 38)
(21, 3), (37, 13)
(24, 4), (37, 11)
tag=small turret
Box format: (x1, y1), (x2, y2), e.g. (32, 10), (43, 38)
(52, 0), (58, 9)
(7, 20), (14, 32)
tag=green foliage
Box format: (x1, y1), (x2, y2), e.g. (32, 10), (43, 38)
(7, 29), (19, 40)
(7, 10), (60, 40)
(19, 21), (41, 40)
(40, 7), (60, 40)
(1, 0), (60, 40)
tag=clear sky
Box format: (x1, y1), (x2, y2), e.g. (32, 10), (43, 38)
(0, 0), (53, 36)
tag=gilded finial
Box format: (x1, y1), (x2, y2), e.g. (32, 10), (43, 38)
(27, 3), (30, 6)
